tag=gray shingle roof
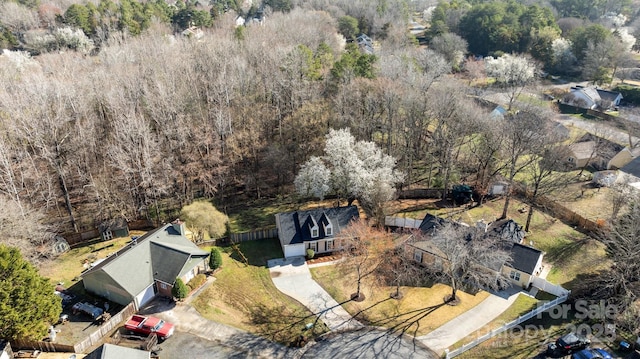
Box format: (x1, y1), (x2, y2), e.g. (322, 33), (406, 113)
(85, 344), (150, 359)
(621, 156), (640, 178)
(276, 206), (359, 246)
(83, 222), (208, 295)
(416, 214), (541, 274)
(508, 243), (542, 274)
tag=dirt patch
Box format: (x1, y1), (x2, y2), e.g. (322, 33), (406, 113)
(270, 271), (281, 278)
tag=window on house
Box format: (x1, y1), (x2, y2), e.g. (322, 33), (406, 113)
(414, 251), (422, 263)
(103, 230), (113, 241)
(510, 270), (520, 281)
(326, 226), (333, 236)
(160, 283), (167, 290)
(311, 228), (318, 238)
(309, 242), (317, 252)
(567, 157), (574, 163)
(326, 240), (334, 250)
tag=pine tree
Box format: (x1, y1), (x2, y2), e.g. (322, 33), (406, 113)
(0, 245), (61, 340)
(171, 278), (188, 300)
(209, 248), (222, 271)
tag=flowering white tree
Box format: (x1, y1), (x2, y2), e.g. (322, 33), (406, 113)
(485, 54), (537, 109)
(294, 128), (404, 224)
(294, 156), (331, 200)
(551, 38), (577, 73)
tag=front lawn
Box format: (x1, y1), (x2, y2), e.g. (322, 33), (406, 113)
(191, 238), (326, 344)
(310, 265), (490, 336)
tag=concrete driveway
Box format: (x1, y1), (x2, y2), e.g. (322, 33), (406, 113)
(267, 256), (362, 332)
(141, 299), (292, 358)
(417, 286), (523, 354)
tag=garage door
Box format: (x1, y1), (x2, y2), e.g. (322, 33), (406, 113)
(284, 244), (305, 258)
(135, 284), (156, 310)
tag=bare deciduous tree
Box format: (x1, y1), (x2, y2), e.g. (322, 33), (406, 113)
(410, 222), (512, 303)
(336, 219), (394, 301)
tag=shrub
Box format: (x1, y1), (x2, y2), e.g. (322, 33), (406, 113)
(186, 274), (206, 291)
(209, 247), (222, 270)
(172, 278), (188, 300)
(306, 248), (315, 259)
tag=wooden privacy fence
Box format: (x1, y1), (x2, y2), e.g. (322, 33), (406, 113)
(10, 340), (75, 353)
(385, 216), (422, 229)
(74, 302), (136, 353)
(445, 292), (571, 359)
(229, 228), (278, 243)
(201, 227), (279, 246)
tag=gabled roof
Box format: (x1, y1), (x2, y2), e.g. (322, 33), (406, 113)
(570, 133), (624, 161)
(414, 214), (540, 274)
(276, 206), (359, 246)
(621, 156), (640, 178)
(569, 141), (597, 160)
(83, 222), (208, 295)
(596, 88), (623, 102)
(508, 243), (542, 274)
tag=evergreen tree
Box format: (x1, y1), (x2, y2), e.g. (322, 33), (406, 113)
(0, 245), (61, 340)
(172, 278), (188, 300)
(209, 247), (222, 271)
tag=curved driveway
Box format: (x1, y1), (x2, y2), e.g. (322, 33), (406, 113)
(267, 256), (362, 332)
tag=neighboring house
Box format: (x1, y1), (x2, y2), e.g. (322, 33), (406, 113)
(85, 344), (149, 359)
(407, 214), (543, 288)
(356, 34), (374, 54)
(181, 26), (204, 39)
(561, 86), (623, 110)
(82, 220), (209, 309)
(275, 206), (359, 258)
(566, 134), (624, 171)
(608, 146), (640, 170)
(99, 217), (129, 241)
(618, 156), (640, 189)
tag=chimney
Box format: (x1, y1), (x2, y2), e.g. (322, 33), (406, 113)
(476, 219), (488, 233)
(172, 219), (185, 235)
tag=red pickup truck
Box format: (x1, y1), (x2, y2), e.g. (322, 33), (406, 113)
(124, 315), (175, 340)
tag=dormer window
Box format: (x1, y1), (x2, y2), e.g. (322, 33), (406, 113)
(320, 212), (333, 237)
(309, 214), (319, 239)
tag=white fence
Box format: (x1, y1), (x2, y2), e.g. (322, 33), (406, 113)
(445, 292), (570, 359)
(531, 276), (570, 297)
(385, 216), (421, 229)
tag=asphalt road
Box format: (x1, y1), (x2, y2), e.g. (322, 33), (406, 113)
(156, 331), (252, 358)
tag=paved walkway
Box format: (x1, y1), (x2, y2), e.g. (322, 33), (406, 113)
(267, 256), (362, 332)
(416, 286), (522, 354)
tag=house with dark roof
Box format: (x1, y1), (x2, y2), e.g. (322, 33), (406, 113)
(566, 133), (625, 171)
(617, 156), (640, 190)
(561, 86), (623, 110)
(81, 220), (209, 309)
(406, 214), (543, 288)
(275, 206), (359, 258)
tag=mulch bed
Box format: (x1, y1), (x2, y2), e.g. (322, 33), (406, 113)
(305, 254), (341, 265)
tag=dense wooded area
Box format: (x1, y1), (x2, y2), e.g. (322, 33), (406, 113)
(0, 0), (640, 262)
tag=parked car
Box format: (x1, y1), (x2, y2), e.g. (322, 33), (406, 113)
(547, 333), (590, 356)
(125, 315), (175, 340)
(571, 348), (613, 359)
